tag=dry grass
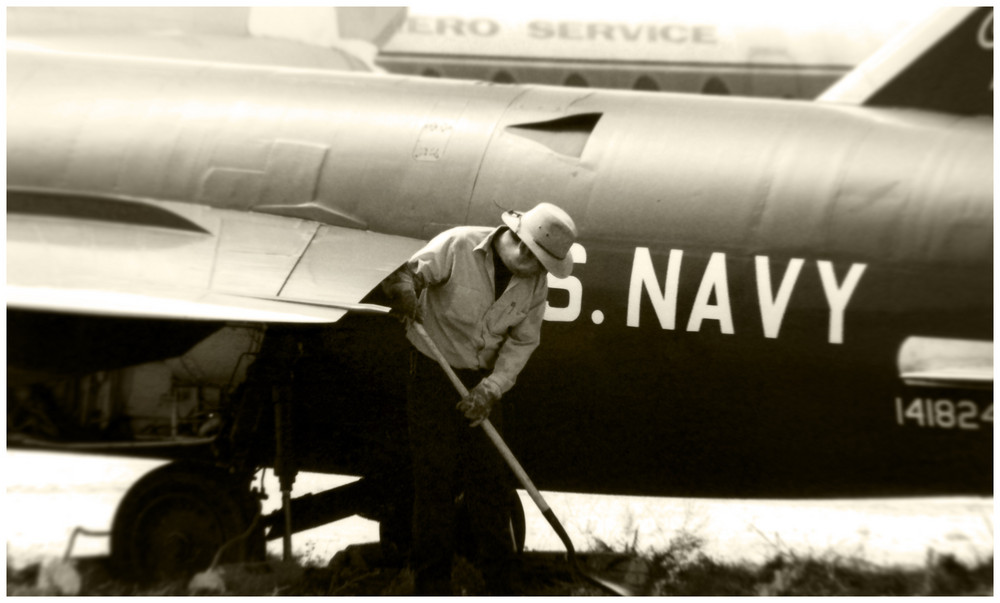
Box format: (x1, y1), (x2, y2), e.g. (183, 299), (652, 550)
(643, 537), (993, 596)
(8, 533), (993, 596)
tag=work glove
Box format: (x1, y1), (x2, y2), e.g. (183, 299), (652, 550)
(456, 378), (502, 427)
(388, 284), (422, 323)
(382, 270), (424, 323)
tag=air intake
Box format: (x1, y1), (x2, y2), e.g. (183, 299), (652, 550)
(505, 113), (602, 158)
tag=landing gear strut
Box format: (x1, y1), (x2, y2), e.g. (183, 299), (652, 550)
(227, 325), (302, 560)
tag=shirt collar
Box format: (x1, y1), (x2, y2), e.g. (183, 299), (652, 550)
(473, 225), (507, 257)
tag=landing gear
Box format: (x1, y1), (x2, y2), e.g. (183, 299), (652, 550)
(110, 461), (264, 583)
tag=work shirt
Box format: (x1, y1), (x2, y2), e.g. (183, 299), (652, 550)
(405, 226), (548, 395)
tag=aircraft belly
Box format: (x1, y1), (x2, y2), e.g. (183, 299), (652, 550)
(296, 227), (991, 497)
(492, 238), (990, 497)
(507, 339), (991, 497)
(7, 309), (225, 382)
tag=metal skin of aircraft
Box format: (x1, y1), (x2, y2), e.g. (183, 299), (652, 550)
(6, 7), (992, 582)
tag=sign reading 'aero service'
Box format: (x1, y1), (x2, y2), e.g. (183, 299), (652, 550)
(381, 13), (898, 66)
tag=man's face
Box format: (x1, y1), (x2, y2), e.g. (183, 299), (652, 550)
(495, 229), (545, 277)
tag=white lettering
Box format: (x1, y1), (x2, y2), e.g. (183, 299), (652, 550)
(559, 21), (586, 40)
(957, 400), (979, 430)
(436, 17), (464, 36)
(898, 397), (990, 430)
(545, 243), (587, 322)
(407, 16), (435, 35)
(817, 261), (866, 344)
(904, 398), (926, 426)
(755, 256), (804, 339)
(686, 252), (733, 334)
(619, 23), (643, 41)
(627, 248), (682, 328)
(660, 25), (688, 43)
(528, 20), (554, 39)
(587, 22), (615, 41)
(468, 18), (499, 37)
(935, 399), (957, 428)
(979, 11), (993, 49)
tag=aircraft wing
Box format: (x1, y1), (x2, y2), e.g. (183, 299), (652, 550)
(7, 188), (424, 323)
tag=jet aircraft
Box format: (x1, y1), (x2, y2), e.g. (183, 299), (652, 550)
(6, 6), (992, 582)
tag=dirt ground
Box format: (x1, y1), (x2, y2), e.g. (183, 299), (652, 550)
(7, 545), (627, 596)
(8, 541), (992, 596)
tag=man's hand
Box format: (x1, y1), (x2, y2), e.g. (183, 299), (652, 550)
(383, 271), (424, 323)
(456, 378), (502, 427)
(389, 284), (423, 323)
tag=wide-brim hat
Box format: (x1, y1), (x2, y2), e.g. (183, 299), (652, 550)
(501, 203), (578, 278)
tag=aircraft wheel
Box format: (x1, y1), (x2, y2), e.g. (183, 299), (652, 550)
(110, 461), (263, 582)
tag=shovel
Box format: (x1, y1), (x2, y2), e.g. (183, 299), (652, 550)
(412, 323), (631, 596)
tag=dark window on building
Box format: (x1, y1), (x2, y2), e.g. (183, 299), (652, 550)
(564, 73), (589, 87)
(702, 77), (730, 95)
(492, 70), (516, 84)
(633, 75), (660, 91)
(421, 68), (442, 78)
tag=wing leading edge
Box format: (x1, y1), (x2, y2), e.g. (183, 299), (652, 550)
(7, 188), (423, 323)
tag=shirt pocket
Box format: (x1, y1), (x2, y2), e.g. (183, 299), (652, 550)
(442, 283), (489, 331)
(486, 300), (528, 336)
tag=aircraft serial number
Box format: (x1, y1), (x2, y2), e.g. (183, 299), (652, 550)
(894, 397), (993, 430)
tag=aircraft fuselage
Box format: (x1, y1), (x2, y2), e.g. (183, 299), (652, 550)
(7, 48), (992, 497)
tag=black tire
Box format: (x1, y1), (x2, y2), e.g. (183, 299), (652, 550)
(110, 461), (263, 583)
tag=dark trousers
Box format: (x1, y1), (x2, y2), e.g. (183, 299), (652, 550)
(406, 348), (514, 594)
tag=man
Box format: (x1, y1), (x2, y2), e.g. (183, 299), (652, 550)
(382, 202), (577, 595)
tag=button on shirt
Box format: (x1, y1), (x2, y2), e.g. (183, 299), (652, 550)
(405, 226), (548, 395)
